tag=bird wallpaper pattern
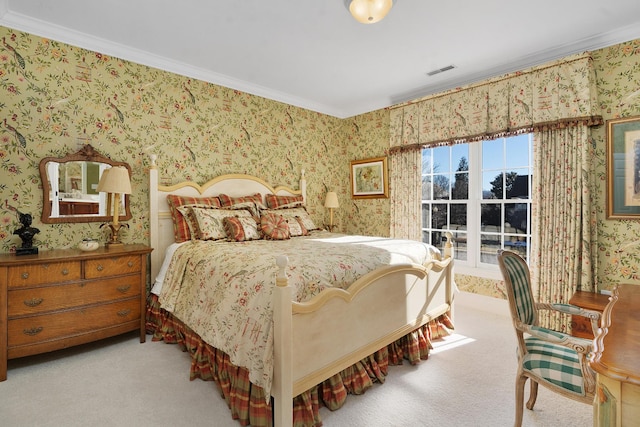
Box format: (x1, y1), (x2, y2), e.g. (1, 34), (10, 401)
(1, 25), (639, 299)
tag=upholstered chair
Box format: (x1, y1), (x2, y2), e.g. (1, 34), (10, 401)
(497, 250), (600, 427)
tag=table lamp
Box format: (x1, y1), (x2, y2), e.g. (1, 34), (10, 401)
(97, 166), (131, 246)
(324, 191), (339, 232)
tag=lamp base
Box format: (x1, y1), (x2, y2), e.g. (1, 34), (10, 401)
(102, 222), (128, 247)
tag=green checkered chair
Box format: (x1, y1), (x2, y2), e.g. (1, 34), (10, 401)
(497, 250), (601, 427)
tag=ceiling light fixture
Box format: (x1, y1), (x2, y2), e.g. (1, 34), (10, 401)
(345, 0), (395, 24)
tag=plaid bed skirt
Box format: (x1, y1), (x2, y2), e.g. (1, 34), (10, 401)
(146, 294), (453, 427)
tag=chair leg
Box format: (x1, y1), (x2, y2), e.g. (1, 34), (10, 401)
(525, 379), (538, 410)
(514, 375), (527, 427)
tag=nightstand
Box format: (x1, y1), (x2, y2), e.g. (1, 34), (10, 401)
(569, 290), (610, 339)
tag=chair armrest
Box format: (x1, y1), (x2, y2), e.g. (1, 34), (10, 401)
(517, 323), (593, 354)
(536, 302), (601, 320)
(536, 303), (602, 336)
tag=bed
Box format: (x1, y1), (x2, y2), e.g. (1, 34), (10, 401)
(146, 160), (457, 427)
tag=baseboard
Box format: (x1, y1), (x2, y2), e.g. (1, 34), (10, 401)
(455, 291), (510, 318)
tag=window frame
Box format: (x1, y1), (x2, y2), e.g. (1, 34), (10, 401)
(421, 134), (533, 279)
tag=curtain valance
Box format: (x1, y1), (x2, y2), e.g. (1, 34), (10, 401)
(389, 53), (602, 150)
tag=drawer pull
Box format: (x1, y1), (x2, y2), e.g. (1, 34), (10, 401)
(96, 264), (104, 272)
(127, 261), (134, 268)
(61, 268), (69, 275)
(24, 297), (44, 307)
(21, 272), (29, 279)
(23, 326), (44, 336)
(117, 285), (131, 293)
(117, 309), (131, 317)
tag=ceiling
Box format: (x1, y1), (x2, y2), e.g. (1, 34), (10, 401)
(2, 0), (640, 118)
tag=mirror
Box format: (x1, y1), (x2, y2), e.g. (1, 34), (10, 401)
(39, 144), (132, 224)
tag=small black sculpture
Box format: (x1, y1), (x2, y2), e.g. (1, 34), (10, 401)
(14, 211), (40, 255)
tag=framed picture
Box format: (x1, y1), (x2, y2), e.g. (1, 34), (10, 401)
(607, 115), (640, 218)
(350, 156), (389, 199)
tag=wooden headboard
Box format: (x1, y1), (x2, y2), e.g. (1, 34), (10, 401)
(148, 158), (306, 281)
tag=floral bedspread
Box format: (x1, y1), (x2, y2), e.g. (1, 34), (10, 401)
(157, 230), (440, 397)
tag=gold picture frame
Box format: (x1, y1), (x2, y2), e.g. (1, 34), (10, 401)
(607, 115), (640, 218)
(350, 156), (389, 199)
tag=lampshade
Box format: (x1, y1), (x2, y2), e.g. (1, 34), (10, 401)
(324, 192), (339, 209)
(346, 0), (394, 24)
(96, 166), (131, 194)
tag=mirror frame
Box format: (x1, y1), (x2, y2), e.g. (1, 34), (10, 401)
(39, 144), (132, 224)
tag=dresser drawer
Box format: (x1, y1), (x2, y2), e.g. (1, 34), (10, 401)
(7, 261), (81, 288)
(84, 255), (141, 279)
(8, 298), (141, 347)
(8, 275), (142, 317)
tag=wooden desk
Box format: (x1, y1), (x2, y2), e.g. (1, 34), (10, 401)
(569, 290), (610, 339)
(590, 284), (640, 427)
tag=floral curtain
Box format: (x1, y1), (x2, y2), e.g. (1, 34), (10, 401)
(388, 52), (602, 327)
(389, 148), (422, 240)
(389, 106), (422, 240)
(531, 125), (598, 332)
(388, 53), (601, 149)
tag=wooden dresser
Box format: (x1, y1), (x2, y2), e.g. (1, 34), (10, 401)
(0, 244), (152, 381)
(590, 284), (640, 427)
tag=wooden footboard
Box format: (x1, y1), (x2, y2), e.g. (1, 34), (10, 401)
(272, 236), (455, 427)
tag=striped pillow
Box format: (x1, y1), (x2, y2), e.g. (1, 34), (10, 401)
(218, 193), (263, 208)
(223, 216), (261, 242)
(191, 207), (251, 241)
(265, 194), (304, 209)
(260, 212), (290, 240)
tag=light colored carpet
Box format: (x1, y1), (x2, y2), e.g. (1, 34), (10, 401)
(0, 295), (592, 426)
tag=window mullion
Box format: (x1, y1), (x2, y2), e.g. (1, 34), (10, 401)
(467, 143), (482, 267)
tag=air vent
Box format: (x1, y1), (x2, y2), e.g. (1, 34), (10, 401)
(426, 65), (456, 77)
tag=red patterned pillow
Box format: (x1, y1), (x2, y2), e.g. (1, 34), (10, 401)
(167, 195), (222, 242)
(265, 194), (304, 209)
(223, 216), (261, 242)
(218, 193), (262, 207)
(260, 212), (290, 240)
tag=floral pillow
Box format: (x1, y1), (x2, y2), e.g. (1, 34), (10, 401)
(286, 217), (308, 237)
(265, 194), (304, 209)
(265, 207), (318, 231)
(260, 212), (290, 240)
(167, 195), (222, 242)
(223, 216), (261, 242)
(175, 204), (220, 240)
(191, 207), (251, 241)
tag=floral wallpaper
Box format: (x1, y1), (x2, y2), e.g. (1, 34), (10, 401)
(591, 39), (640, 291)
(0, 26), (352, 252)
(1, 24), (638, 300)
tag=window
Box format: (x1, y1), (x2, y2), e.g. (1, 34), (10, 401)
(421, 134), (533, 269)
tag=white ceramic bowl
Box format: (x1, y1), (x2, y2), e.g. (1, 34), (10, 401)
(78, 240), (99, 251)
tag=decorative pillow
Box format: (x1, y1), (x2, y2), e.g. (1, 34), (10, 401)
(191, 207), (251, 241)
(286, 217), (307, 237)
(167, 195), (221, 242)
(265, 194), (304, 209)
(266, 207), (318, 231)
(227, 201), (262, 218)
(223, 216), (261, 242)
(260, 212), (290, 240)
(218, 193), (263, 208)
(175, 204), (217, 240)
